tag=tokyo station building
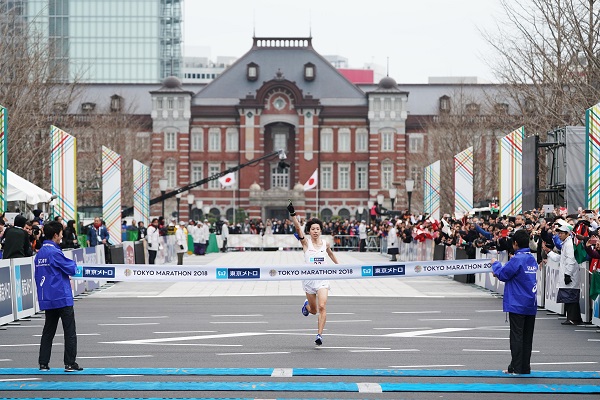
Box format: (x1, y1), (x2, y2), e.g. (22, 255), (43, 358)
(73, 36), (510, 222)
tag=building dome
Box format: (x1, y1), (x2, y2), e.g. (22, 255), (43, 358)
(293, 182), (304, 191)
(378, 76), (398, 89)
(162, 76), (182, 89)
(249, 182), (261, 191)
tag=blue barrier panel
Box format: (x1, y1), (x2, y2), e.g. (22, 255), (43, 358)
(0, 260), (13, 325)
(11, 257), (35, 320)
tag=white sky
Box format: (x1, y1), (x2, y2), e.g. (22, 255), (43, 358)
(183, 0), (505, 84)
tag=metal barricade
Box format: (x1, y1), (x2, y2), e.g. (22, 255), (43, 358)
(331, 234), (359, 251)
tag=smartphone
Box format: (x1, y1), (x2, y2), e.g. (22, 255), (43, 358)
(588, 237), (598, 246)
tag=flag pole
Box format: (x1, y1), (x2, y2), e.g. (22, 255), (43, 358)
(232, 186), (235, 225)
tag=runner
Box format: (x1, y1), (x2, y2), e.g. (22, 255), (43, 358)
(288, 200), (339, 346)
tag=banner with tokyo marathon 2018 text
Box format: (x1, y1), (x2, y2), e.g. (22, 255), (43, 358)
(500, 126), (524, 216)
(586, 102), (600, 211)
(73, 259), (492, 282)
(424, 160), (440, 220)
(50, 125), (77, 223)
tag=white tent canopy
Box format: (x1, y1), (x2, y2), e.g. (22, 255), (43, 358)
(7, 169), (53, 205)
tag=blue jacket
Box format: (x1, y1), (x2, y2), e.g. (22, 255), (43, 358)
(87, 224), (110, 246)
(34, 240), (77, 310)
(492, 248), (538, 315)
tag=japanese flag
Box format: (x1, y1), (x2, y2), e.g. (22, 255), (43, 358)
(218, 172), (236, 187)
(303, 169), (318, 191)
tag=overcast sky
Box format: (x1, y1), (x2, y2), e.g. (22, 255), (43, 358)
(183, 0), (505, 84)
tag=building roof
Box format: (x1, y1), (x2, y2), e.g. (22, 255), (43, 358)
(193, 37), (367, 107)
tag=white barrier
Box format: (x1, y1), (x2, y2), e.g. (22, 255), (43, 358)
(226, 234), (312, 250)
(544, 258), (564, 315)
(474, 249), (507, 295)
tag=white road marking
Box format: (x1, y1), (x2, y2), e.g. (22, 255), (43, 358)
(327, 313), (355, 315)
(589, 339), (600, 341)
(0, 359), (12, 362)
(419, 318), (470, 321)
(209, 321), (268, 324)
(77, 355), (154, 359)
(106, 374), (143, 377)
(142, 343), (242, 347)
(475, 310), (504, 313)
(117, 316), (169, 319)
(267, 329), (322, 332)
(390, 364), (464, 368)
(102, 331), (268, 345)
(33, 333), (99, 337)
(98, 323), (160, 326)
(350, 349), (420, 353)
(0, 378), (40, 382)
(6, 325), (43, 328)
(392, 311), (441, 314)
(373, 327), (432, 330)
(463, 349), (540, 353)
(271, 368), (293, 377)
(322, 346), (391, 350)
(325, 320), (371, 323)
(154, 330), (217, 334)
(531, 361), (597, 365)
(357, 382), (382, 393)
(385, 328), (472, 337)
(211, 314), (263, 317)
(217, 351), (289, 356)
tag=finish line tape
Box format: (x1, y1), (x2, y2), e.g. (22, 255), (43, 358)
(73, 259), (492, 282)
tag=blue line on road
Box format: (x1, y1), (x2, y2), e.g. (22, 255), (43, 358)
(1, 381), (599, 393)
(1, 367), (599, 379)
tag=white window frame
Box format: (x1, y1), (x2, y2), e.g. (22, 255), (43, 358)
(164, 162), (177, 188)
(167, 97), (174, 110)
(208, 128), (221, 152)
(381, 163), (393, 189)
(356, 163), (368, 190)
(208, 164), (220, 189)
(270, 162), (289, 189)
(164, 130), (177, 151)
(191, 163), (203, 184)
(356, 128), (368, 152)
(321, 164), (333, 189)
(338, 163), (350, 189)
(409, 133), (424, 153)
(321, 128), (333, 152)
(381, 129), (394, 151)
(225, 128), (239, 152)
(410, 165), (421, 188)
(191, 127), (203, 151)
(338, 128), (351, 152)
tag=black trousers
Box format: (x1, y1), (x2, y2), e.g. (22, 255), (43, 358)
(508, 312), (536, 374)
(564, 302), (583, 323)
(148, 249), (157, 264)
(39, 306), (77, 366)
(359, 238), (366, 252)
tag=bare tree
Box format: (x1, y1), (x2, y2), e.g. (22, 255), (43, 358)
(485, 0), (600, 134)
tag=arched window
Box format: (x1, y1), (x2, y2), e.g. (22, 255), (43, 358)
(321, 208), (333, 221)
(338, 208), (351, 220)
(439, 95), (451, 113)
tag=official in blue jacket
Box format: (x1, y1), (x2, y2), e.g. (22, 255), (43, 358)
(491, 229), (538, 375)
(34, 221), (83, 372)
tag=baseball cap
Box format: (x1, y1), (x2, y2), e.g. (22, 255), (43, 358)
(557, 225), (572, 232)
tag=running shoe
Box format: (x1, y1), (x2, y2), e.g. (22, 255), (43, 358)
(64, 363), (83, 372)
(315, 334), (323, 346)
(39, 364), (50, 371)
(301, 300), (309, 316)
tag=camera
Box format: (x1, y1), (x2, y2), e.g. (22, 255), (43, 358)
(32, 225), (40, 236)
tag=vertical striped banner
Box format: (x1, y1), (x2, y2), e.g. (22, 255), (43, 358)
(424, 160), (440, 220)
(499, 126), (524, 216)
(50, 126), (77, 222)
(133, 160), (150, 226)
(0, 105), (7, 212)
(586, 102), (600, 210)
(454, 146), (473, 216)
(102, 146), (122, 245)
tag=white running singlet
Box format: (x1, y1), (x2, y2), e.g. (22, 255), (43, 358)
(302, 239), (330, 294)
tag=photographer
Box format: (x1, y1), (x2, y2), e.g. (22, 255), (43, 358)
(61, 220), (79, 250)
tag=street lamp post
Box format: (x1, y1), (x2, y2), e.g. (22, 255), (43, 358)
(195, 199), (203, 220)
(388, 188), (398, 211)
(376, 193), (384, 214)
(158, 178), (168, 217)
(405, 179), (415, 214)
(357, 206), (364, 221)
(187, 193), (195, 222)
(175, 193), (182, 220)
(367, 200), (374, 223)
